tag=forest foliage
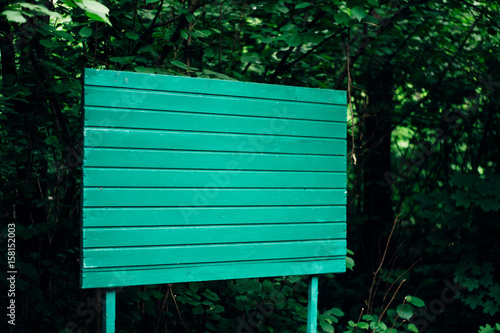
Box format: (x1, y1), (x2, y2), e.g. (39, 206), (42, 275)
(1, 0), (499, 332)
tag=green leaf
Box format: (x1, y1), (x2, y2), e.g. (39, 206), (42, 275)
(19, 3), (63, 19)
(408, 323), (419, 333)
(45, 136), (58, 145)
(286, 34), (303, 47)
(193, 306), (204, 315)
(55, 30), (74, 41)
(211, 305), (225, 313)
(61, 0), (77, 8)
(478, 198), (500, 212)
(138, 291), (150, 301)
(363, 15), (379, 25)
(134, 66), (155, 74)
(478, 324), (495, 333)
(451, 191), (472, 208)
(358, 322), (369, 329)
(79, 26), (92, 37)
(319, 321), (335, 333)
(85, 12), (110, 25)
(203, 289), (219, 301)
(126, 32), (139, 40)
(241, 56), (259, 62)
(263, 2), (278, 13)
(180, 30), (188, 39)
(278, 6), (289, 14)
(170, 60), (198, 71)
(53, 83), (70, 93)
(367, 0), (379, 7)
(306, 32), (324, 44)
(330, 308), (344, 317)
(205, 321), (216, 331)
(396, 304), (414, 320)
(351, 6), (367, 22)
(482, 300), (499, 316)
(77, 0), (112, 26)
(109, 56), (134, 65)
(346, 257), (355, 270)
(40, 39), (56, 48)
(202, 70), (236, 81)
(2, 10), (27, 23)
(346, 0), (364, 8)
(280, 23), (297, 32)
(295, 3), (311, 9)
(150, 290), (163, 299)
(406, 295), (425, 307)
(334, 12), (350, 25)
(199, 30), (212, 37)
(189, 283), (200, 293)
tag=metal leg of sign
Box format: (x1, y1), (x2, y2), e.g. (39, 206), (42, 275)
(307, 275), (319, 333)
(103, 289), (116, 333)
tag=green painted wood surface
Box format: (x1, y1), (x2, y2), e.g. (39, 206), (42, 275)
(84, 168), (345, 188)
(84, 239), (345, 268)
(307, 276), (319, 333)
(82, 258), (345, 288)
(83, 223), (345, 247)
(83, 206), (346, 227)
(81, 69), (347, 289)
(84, 68), (345, 105)
(85, 106), (346, 139)
(83, 148), (346, 172)
(83, 188), (346, 207)
(103, 290), (115, 333)
(84, 128), (345, 154)
(84, 87), (346, 122)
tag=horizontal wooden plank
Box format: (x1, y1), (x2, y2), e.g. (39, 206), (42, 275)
(84, 106), (346, 139)
(83, 239), (346, 268)
(84, 86), (346, 123)
(83, 148), (346, 172)
(83, 168), (346, 188)
(84, 68), (346, 105)
(83, 128), (346, 155)
(81, 257), (346, 289)
(83, 188), (346, 207)
(83, 223), (346, 248)
(83, 206), (346, 227)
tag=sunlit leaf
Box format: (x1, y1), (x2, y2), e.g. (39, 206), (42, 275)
(2, 10), (27, 23)
(351, 6), (367, 22)
(405, 295), (425, 307)
(396, 304), (414, 320)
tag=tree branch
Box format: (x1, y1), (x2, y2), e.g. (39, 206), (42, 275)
(153, 0), (204, 67)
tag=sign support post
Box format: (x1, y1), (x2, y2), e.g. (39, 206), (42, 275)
(103, 290), (116, 333)
(307, 275), (319, 333)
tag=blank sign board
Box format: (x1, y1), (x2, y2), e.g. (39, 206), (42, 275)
(81, 69), (347, 289)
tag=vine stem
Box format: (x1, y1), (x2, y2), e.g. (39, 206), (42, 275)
(347, 28), (356, 165)
(367, 206), (402, 314)
(377, 279), (406, 325)
(168, 284), (189, 333)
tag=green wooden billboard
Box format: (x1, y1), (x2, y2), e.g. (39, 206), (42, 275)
(81, 68), (347, 332)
